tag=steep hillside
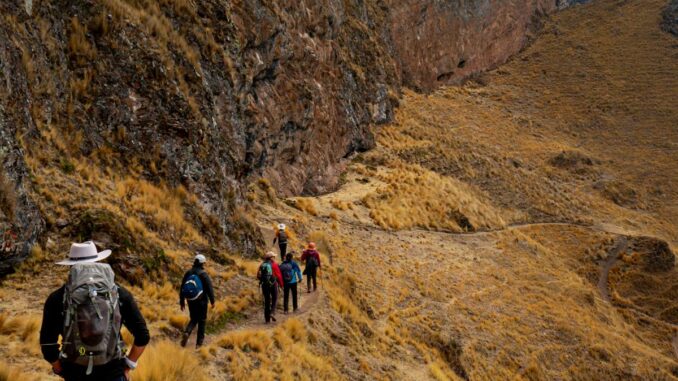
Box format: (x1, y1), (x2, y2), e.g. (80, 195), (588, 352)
(0, 0), (574, 276)
(2, 0), (678, 380)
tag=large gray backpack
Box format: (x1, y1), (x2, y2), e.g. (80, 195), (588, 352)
(61, 263), (124, 374)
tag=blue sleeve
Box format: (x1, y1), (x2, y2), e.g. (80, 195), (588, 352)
(293, 262), (303, 282)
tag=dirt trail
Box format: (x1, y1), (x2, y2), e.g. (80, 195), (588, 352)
(229, 288), (322, 333)
(181, 289), (323, 350)
(592, 236), (678, 360)
(597, 236), (628, 303)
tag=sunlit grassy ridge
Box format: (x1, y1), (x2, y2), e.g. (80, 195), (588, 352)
(1, 0), (678, 380)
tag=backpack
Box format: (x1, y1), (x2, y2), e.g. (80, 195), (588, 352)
(277, 229), (288, 244)
(61, 263), (123, 375)
(279, 262), (294, 284)
(181, 273), (204, 301)
(258, 262), (277, 287)
(306, 253), (319, 270)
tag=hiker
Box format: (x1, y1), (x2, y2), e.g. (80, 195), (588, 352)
(179, 254), (215, 349)
(272, 223), (288, 257)
(301, 242), (321, 293)
(279, 252), (303, 313)
(257, 252), (283, 323)
(40, 241), (150, 381)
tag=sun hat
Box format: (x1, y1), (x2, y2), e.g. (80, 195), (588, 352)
(264, 251), (276, 259)
(195, 254), (207, 264)
(56, 241), (112, 265)
(307, 242), (316, 249)
(278, 223), (286, 230)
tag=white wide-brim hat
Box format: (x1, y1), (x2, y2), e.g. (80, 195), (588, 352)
(278, 223), (286, 230)
(56, 241), (112, 265)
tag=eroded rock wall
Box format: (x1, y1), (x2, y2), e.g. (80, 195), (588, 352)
(0, 0), (399, 273)
(386, 0), (567, 91)
(0, 0), (582, 273)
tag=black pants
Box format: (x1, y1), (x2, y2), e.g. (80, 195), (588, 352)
(283, 283), (298, 312)
(185, 298), (208, 345)
(306, 268), (317, 291)
(262, 283), (278, 323)
(279, 242), (287, 257)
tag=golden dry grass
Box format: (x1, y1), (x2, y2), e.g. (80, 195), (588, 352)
(0, 361), (35, 381)
(1, 0), (677, 380)
(210, 318), (342, 381)
(133, 340), (211, 381)
(362, 162), (508, 232)
(290, 198), (319, 217)
(25, 153), (208, 254)
(115, 177), (206, 245)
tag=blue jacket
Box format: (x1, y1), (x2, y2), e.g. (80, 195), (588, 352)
(280, 260), (303, 284)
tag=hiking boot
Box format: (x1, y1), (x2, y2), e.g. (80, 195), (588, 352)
(196, 342), (203, 349)
(271, 314), (277, 322)
(180, 333), (189, 347)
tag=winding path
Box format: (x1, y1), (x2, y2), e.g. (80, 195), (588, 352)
(229, 288), (322, 333)
(597, 236), (628, 303)
(593, 236), (678, 360)
(265, 205), (678, 360)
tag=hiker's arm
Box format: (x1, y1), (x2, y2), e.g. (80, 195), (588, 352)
(179, 272), (189, 308)
(39, 290), (63, 364)
(294, 263), (303, 282)
(203, 272), (215, 305)
(273, 230), (278, 244)
(126, 343), (146, 362)
(119, 287), (151, 348)
(273, 264), (284, 287)
(317, 253), (322, 268)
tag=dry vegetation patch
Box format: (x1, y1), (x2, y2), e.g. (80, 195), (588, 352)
(133, 340), (211, 381)
(209, 318), (342, 381)
(0, 362), (35, 381)
(362, 163), (507, 232)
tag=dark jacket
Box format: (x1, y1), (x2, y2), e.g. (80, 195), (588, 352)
(40, 285), (150, 380)
(280, 259), (303, 284)
(179, 265), (215, 308)
(301, 249), (321, 268)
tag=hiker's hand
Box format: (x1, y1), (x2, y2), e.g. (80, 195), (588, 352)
(51, 360), (63, 376)
(211, 303), (215, 309)
(124, 367), (132, 380)
(180, 304), (185, 311)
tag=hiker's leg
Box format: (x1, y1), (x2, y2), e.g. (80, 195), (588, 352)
(283, 283), (290, 312)
(280, 242), (287, 257)
(291, 283), (298, 311)
(181, 318), (195, 347)
(196, 319), (206, 346)
(271, 284), (279, 314)
(263, 286), (272, 323)
(307, 272), (312, 292)
(185, 319), (197, 335)
(312, 271), (317, 291)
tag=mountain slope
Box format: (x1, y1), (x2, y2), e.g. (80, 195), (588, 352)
(1, 0), (677, 380)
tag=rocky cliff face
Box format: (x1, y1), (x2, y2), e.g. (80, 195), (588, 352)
(0, 0), (578, 274)
(385, 0), (589, 91)
(663, 0), (678, 35)
(0, 105), (44, 274)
